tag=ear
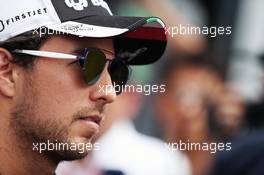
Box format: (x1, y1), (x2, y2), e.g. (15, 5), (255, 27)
(0, 48), (15, 97)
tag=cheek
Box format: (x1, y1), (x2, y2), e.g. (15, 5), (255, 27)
(161, 98), (187, 128)
(32, 61), (88, 120)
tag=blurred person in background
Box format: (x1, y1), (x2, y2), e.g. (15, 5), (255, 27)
(105, 1), (264, 175)
(56, 88), (191, 175)
(209, 54), (264, 175)
(154, 57), (245, 175)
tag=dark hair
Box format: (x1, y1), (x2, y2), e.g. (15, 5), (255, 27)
(0, 30), (49, 69)
(158, 53), (222, 84)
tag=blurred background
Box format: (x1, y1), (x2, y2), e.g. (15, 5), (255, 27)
(56, 0), (264, 175)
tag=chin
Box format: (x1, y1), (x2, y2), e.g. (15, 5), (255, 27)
(70, 125), (99, 143)
(47, 148), (90, 163)
(60, 150), (90, 161)
(44, 136), (93, 162)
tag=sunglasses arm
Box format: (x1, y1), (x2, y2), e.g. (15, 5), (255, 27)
(12, 49), (78, 60)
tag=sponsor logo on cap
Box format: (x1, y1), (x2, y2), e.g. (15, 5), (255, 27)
(0, 8), (48, 32)
(64, 0), (112, 15)
(91, 0), (113, 15)
(0, 20), (5, 32)
(65, 0), (88, 11)
(61, 23), (93, 32)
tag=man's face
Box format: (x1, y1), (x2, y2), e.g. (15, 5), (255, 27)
(10, 35), (116, 161)
(156, 66), (217, 142)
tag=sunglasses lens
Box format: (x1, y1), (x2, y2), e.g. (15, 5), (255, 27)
(83, 49), (107, 85)
(108, 59), (130, 95)
(82, 48), (129, 95)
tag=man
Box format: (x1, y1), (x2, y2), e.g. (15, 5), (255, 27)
(0, 0), (167, 174)
(56, 88), (190, 175)
(154, 58), (244, 175)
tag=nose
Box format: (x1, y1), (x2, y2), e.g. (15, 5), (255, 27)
(89, 63), (117, 104)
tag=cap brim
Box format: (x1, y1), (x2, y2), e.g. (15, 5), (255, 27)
(46, 15), (167, 65)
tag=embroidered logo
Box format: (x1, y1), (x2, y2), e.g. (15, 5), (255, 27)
(65, 0), (88, 11)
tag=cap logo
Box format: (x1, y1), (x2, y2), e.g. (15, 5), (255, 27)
(65, 0), (88, 11)
(0, 20), (5, 32)
(91, 0), (113, 15)
(64, 0), (112, 15)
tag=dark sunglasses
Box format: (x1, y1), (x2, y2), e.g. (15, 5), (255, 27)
(13, 48), (132, 95)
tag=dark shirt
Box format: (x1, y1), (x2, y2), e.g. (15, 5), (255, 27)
(211, 130), (264, 175)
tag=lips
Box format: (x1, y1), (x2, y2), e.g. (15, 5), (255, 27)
(78, 115), (102, 126)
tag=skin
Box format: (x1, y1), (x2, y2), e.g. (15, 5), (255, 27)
(155, 65), (222, 175)
(56, 91), (142, 174)
(0, 35), (117, 175)
(156, 64), (244, 175)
